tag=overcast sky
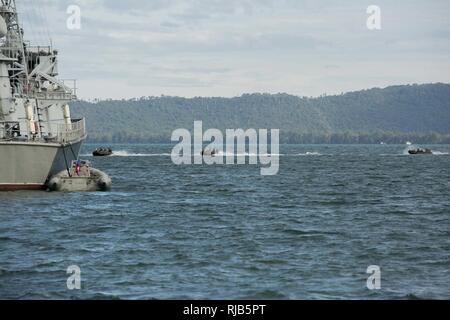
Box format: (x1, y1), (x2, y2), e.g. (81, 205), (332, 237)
(18, 0), (450, 99)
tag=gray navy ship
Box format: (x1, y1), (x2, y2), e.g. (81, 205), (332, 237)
(0, 0), (86, 190)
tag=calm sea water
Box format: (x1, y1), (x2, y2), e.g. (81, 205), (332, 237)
(0, 144), (449, 300)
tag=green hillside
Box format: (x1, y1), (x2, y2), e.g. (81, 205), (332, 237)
(71, 83), (450, 144)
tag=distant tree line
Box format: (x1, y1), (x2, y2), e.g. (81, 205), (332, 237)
(71, 83), (450, 144)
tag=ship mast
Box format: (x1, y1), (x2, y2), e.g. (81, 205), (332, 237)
(0, 0), (29, 94)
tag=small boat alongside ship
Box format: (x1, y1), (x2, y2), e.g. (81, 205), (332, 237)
(47, 160), (111, 192)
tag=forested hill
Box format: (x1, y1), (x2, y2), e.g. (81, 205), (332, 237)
(71, 83), (450, 144)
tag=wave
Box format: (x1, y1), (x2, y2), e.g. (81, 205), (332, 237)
(403, 146), (416, 155)
(298, 152), (322, 156)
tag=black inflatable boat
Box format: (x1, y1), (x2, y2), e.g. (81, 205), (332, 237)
(93, 147), (113, 157)
(408, 148), (432, 155)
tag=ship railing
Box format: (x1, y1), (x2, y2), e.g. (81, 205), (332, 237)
(61, 79), (78, 97)
(33, 92), (76, 101)
(0, 121), (20, 140)
(26, 45), (53, 55)
(56, 118), (86, 144)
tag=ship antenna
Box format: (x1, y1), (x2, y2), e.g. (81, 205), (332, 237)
(14, 0), (29, 84)
(1, 0), (29, 89)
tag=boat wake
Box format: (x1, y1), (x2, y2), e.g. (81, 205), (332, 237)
(80, 149), (446, 158)
(431, 151), (449, 155)
(402, 146), (415, 155)
(81, 151), (171, 157)
(202, 152), (326, 157)
(111, 151), (171, 157)
(217, 152), (283, 157)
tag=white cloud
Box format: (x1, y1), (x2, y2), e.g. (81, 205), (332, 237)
(17, 0), (450, 99)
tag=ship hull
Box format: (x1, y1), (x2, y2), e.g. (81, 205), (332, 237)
(0, 138), (84, 191)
